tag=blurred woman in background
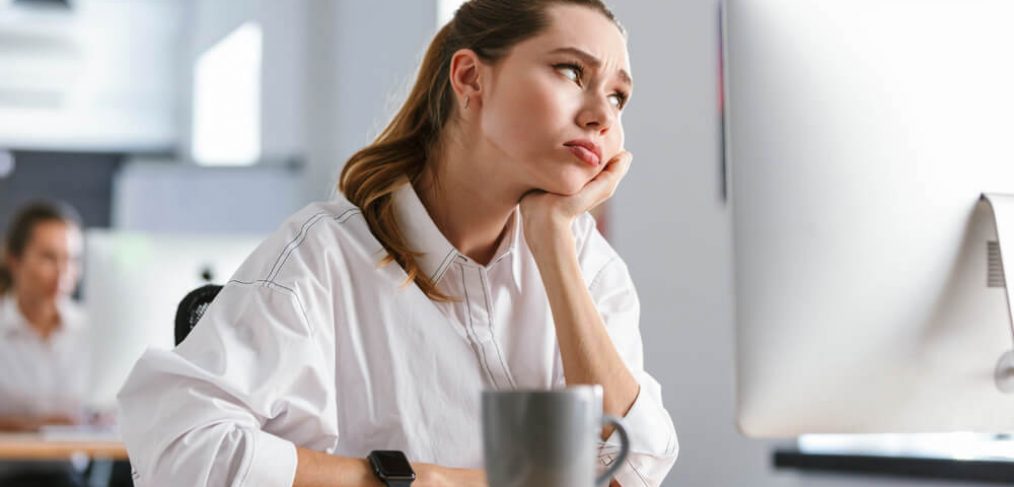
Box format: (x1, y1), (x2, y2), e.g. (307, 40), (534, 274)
(0, 201), (88, 487)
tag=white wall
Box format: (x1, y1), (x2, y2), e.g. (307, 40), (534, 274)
(0, 0), (183, 151)
(181, 0), (306, 164)
(609, 1), (986, 486)
(302, 0), (438, 200)
(112, 160), (303, 234)
(113, 0), (309, 235)
(111, 0), (438, 233)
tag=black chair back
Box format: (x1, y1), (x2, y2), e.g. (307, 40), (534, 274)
(174, 284), (222, 346)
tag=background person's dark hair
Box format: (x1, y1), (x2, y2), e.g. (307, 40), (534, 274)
(339, 0), (623, 301)
(0, 201), (82, 295)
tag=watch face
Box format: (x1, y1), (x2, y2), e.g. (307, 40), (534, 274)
(371, 450), (415, 479)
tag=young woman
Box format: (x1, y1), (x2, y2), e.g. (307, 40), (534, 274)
(0, 202), (86, 432)
(118, 1), (678, 486)
(0, 202), (88, 487)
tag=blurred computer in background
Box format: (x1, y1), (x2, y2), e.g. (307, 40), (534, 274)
(82, 231), (262, 411)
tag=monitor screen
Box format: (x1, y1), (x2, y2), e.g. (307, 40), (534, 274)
(81, 230), (263, 410)
(725, 0), (1014, 436)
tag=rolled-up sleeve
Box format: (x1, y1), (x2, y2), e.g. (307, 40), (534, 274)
(117, 281), (337, 487)
(584, 226), (679, 486)
(598, 373), (679, 487)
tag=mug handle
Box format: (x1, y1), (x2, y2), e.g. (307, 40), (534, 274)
(596, 415), (631, 486)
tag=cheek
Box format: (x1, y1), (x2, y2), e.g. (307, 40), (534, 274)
(484, 76), (570, 156)
(13, 263), (45, 290)
(29, 259), (57, 279)
(607, 123), (626, 159)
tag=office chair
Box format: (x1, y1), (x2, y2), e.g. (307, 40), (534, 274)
(174, 284), (222, 346)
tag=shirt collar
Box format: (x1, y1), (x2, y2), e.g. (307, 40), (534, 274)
(0, 293), (84, 337)
(0, 293), (22, 335)
(391, 182), (520, 283)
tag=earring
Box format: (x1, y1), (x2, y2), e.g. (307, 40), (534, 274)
(464, 96), (470, 110)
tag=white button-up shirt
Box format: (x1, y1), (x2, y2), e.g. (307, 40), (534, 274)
(0, 294), (89, 418)
(118, 184), (678, 486)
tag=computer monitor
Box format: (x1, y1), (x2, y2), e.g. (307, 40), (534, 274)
(725, 0), (1014, 437)
(81, 230), (263, 410)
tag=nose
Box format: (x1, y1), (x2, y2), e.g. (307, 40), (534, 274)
(576, 92), (616, 136)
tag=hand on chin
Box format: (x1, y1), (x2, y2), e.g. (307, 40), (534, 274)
(519, 150), (633, 238)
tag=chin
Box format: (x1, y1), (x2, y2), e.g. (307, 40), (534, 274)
(533, 167), (591, 195)
(554, 172), (597, 196)
(536, 180), (581, 196)
(525, 156), (600, 195)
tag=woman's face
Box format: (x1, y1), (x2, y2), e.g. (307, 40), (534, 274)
(479, 4), (632, 196)
(7, 220), (82, 301)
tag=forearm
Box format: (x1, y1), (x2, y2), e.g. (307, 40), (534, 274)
(294, 448), (486, 487)
(0, 415), (37, 432)
(532, 228), (639, 430)
(0, 413), (75, 432)
(294, 448), (381, 487)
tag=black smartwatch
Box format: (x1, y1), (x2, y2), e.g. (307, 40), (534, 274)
(368, 450), (415, 486)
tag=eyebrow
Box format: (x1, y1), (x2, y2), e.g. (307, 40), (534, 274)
(549, 46), (633, 88)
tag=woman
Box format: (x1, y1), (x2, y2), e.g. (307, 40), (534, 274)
(119, 1), (678, 486)
(0, 202), (88, 486)
(0, 202), (87, 432)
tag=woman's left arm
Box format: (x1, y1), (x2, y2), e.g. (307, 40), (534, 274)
(525, 214), (640, 429)
(520, 151), (638, 430)
(522, 151), (678, 487)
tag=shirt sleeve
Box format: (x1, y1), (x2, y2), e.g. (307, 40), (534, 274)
(582, 219), (679, 487)
(116, 281), (338, 487)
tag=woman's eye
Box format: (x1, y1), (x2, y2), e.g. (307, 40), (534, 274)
(609, 93), (628, 109)
(556, 64), (582, 84)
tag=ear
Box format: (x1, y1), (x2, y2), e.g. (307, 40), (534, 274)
(449, 48), (485, 111)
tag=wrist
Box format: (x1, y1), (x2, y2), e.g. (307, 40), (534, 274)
(361, 458), (385, 487)
(368, 450), (415, 486)
(524, 209), (572, 233)
(529, 226), (575, 261)
(410, 463), (443, 487)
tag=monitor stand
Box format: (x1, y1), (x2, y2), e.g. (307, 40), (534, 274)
(982, 193), (1014, 392)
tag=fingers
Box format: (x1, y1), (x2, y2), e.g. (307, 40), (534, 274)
(604, 149), (633, 175)
(588, 150), (633, 202)
(519, 150), (634, 221)
(603, 150), (632, 186)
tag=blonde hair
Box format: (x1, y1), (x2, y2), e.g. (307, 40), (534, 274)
(339, 0), (622, 300)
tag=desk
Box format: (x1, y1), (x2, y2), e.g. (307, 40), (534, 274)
(0, 433), (128, 460)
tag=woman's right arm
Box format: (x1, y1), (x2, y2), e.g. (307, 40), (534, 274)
(118, 275), (485, 486)
(293, 449), (382, 487)
(294, 448), (486, 487)
(118, 282), (333, 486)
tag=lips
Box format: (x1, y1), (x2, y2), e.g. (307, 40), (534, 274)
(563, 139), (602, 167)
